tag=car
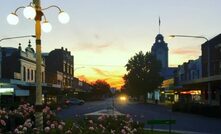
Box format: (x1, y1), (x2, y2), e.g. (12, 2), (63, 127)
(68, 98), (85, 105)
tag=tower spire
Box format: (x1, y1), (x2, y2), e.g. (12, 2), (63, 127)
(159, 16), (161, 34)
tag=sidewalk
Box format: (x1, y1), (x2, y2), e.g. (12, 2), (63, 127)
(144, 128), (210, 134)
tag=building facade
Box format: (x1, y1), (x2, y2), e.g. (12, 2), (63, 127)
(174, 34), (221, 106)
(1, 41), (45, 83)
(175, 57), (202, 83)
(44, 47), (74, 90)
(202, 34), (221, 77)
(0, 41), (45, 104)
(201, 34), (221, 105)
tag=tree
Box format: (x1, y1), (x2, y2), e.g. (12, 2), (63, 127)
(123, 51), (163, 99)
(92, 80), (111, 97)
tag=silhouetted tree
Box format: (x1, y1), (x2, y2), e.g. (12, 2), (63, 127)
(92, 80), (111, 98)
(123, 51), (163, 99)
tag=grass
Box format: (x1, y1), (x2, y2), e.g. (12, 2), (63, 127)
(144, 130), (179, 134)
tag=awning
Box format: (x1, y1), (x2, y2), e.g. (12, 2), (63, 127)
(15, 89), (29, 96)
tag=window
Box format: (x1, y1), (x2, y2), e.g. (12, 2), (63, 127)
(71, 67), (73, 75)
(31, 70), (33, 80)
(23, 66), (26, 81)
(67, 65), (69, 74)
(219, 62), (221, 72)
(63, 63), (66, 72)
(27, 69), (30, 80)
(35, 70), (36, 82)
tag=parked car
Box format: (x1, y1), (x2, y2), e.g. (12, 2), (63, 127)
(68, 98), (85, 105)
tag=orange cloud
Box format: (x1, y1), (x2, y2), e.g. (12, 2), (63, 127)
(76, 67), (125, 89)
(92, 68), (109, 77)
(72, 42), (111, 53)
(171, 48), (199, 55)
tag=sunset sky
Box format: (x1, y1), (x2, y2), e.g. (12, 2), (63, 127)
(1, 0), (221, 89)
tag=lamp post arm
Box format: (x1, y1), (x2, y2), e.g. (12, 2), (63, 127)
(0, 35), (36, 42)
(42, 5), (62, 12)
(14, 6), (25, 14)
(169, 35), (208, 41)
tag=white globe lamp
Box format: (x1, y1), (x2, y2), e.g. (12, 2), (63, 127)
(23, 6), (36, 20)
(7, 13), (19, 25)
(42, 21), (52, 33)
(58, 11), (70, 24)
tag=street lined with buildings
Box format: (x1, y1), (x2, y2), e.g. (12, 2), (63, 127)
(57, 98), (221, 134)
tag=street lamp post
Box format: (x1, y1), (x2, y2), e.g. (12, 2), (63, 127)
(169, 34), (212, 105)
(8, 0), (70, 130)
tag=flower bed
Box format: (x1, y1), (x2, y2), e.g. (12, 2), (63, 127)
(62, 114), (144, 134)
(0, 103), (144, 134)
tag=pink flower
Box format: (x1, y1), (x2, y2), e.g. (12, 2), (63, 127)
(23, 127), (27, 132)
(44, 127), (50, 133)
(65, 130), (72, 134)
(50, 124), (55, 128)
(111, 129), (115, 134)
(43, 109), (47, 113)
(4, 115), (9, 119)
(58, 124), (63, 130)
(124, 126), (131, 131)
(27, 122), (32, 128)
(98, 116), (103, 121)
(126, 114), (131, 118)
(57, 107), (62, 111)
(60, 121), (65, 126)
(89, 127), (94, 130)
(14, 128), (19, 133)
(99, 124), (103, 127)
(121, 129), (126, 134)
(88, 120), (93, 124)
(0, 119), (6, 126)
(132, 128), (137, 132)
(18, 125), (23, 129)
(53, 121), (58, 127)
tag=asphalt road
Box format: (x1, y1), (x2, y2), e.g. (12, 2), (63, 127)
(57, 98), (221, 134)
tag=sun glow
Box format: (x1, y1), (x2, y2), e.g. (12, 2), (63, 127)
(75, 67), (125, 89)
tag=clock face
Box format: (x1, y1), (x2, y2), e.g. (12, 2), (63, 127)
(158, 39), (161, 43)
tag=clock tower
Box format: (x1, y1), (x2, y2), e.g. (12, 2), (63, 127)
(151, 34), (169, 69)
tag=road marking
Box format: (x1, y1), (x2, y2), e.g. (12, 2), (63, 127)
(85, 109), (124, 116)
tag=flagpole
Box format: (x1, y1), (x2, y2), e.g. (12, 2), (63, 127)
(159, 17), (161, 34)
